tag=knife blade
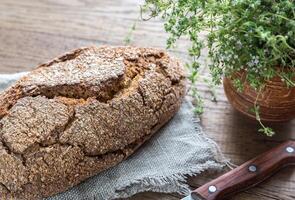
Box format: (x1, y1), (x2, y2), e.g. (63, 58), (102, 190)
(182, 192), (206, 200)
(181, 140), (295, 200)
(181, 195), (195, 200)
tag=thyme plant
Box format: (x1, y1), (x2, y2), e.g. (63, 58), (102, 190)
(143, 0), (295, 136)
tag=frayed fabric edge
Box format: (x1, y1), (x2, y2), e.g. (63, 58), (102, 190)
(189, 99), (236, 170)
(99, 161), (224, 200)
(90, 100), (230, 200)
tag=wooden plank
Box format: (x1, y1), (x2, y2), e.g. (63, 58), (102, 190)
(0, 0), (294, 199)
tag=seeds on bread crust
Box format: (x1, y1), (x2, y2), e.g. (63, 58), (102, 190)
(0, 46), (186, 199)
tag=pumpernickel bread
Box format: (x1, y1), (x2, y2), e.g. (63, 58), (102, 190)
(0, 46), (186, 199)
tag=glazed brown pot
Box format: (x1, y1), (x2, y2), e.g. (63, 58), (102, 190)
(223, 72), (295, 122)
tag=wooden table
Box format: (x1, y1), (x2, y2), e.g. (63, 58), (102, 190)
(0, 0), (294, 199)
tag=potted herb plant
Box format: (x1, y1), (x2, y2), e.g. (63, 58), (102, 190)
(143, 0), (295, 136)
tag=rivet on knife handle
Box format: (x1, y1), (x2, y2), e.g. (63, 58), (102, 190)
(190, 140), (295, 200)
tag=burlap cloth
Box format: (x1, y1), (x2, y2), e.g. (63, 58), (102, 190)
(0, 72), (227, 200)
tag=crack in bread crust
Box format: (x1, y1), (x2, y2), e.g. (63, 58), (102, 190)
(0, 46), (186, 199)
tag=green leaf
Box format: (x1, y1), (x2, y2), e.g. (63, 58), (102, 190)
(143, 0), (295, 136)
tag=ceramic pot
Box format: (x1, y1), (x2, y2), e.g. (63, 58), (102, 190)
(223, 72), (295, 122)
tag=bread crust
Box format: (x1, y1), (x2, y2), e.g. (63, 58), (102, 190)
(0, 46), (186, 199)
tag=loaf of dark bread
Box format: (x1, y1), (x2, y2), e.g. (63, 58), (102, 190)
(0, 46), (186, 199)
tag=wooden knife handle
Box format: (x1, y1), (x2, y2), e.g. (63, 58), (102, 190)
(191, 140), (295, 200)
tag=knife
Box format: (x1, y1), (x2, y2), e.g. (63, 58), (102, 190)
(182, 140), (295, 200)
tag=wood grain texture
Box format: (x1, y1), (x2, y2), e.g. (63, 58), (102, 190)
(192, 140), (295, 200)
(224, 72), (295, 122)
(0, 0), (294, 199)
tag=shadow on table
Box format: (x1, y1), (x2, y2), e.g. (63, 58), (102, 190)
(225, 108), (294, 161)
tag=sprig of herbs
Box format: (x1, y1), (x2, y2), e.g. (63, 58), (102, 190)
(143, 0), (295, 136)
(124, 18), (139, 45)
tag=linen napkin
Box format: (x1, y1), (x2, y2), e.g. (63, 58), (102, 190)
(0, 72), (226, 200)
